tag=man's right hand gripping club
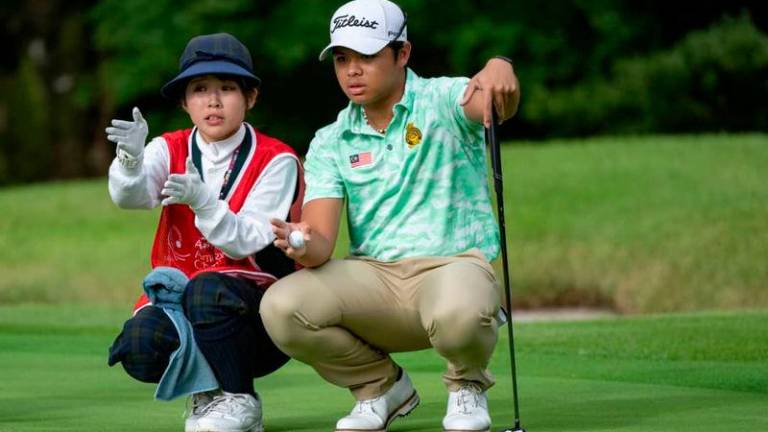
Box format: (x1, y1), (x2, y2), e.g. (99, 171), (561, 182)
(105, 107), (149, 168)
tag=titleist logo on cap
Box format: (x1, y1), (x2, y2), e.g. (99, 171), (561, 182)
(332, 14), (379, 33)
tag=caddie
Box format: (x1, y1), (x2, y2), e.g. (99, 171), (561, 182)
(106, 32), (304, 432)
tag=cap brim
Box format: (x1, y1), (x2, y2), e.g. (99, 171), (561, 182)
(318, 37), (390, 61)
(160, 60), (261, 98)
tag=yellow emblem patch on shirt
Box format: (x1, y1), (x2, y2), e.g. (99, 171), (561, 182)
(405, 123), (422, 149)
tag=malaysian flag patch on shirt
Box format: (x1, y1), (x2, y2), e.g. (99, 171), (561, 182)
(349, 152), (373, 168)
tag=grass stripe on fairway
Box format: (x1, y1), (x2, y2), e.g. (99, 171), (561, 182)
(1, 305), (766, 432)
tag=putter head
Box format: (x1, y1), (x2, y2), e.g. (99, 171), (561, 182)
(498, 428), (526, 432)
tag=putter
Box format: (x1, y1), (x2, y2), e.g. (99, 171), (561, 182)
(486, 110), (526, 432)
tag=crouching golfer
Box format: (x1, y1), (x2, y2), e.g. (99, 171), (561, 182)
(262, 1), (520, 431)
(106, 33), (303, 432)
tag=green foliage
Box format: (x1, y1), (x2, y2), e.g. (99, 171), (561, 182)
(87, 0), (768, 152)
(2, 0), (766, 184)
(90, 0), (355, 105)
(91, 0), (251, 105)
(4, 58), (53, 183)
(526, 14), (768, 136)
(0, 78), (8, 185)
(89, 0), (345, 150)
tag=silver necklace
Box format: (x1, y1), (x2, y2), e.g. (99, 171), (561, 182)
(362, 109), (387, 134)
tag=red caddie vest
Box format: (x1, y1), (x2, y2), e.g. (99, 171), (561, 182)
(133, 124), (304, 312)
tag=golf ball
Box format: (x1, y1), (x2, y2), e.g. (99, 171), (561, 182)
(288, 230), (305, 249)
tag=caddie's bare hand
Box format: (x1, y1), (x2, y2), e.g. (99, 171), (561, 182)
(105, 107), (149, 158)
(270, 218), (311, 258)
(161, 158), (217, 212)
(460, 58), (520, 127)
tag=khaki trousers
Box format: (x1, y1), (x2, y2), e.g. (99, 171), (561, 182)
(260, 249), (501, 400)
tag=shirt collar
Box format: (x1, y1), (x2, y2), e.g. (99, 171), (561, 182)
(342, 68), (419, 135)
(195, 123), (246, 164)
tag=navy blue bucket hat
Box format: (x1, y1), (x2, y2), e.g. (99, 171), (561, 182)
(161, 33), (261, 99)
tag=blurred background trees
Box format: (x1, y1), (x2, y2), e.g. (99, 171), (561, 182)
(0, 0), (766, 185)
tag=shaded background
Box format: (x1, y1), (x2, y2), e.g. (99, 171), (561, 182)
(0, 1), (766, 314)
(1, 6), (766, 430)
(1, 0), (767, 185)
(0, 6), (766, 431)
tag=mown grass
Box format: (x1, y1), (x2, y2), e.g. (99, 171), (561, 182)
(0, 134), (765, 312)
(499, 133), (768, 312)
(0, 305), (765, 432)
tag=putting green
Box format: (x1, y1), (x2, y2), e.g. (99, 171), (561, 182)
(0, 305), (765, 432)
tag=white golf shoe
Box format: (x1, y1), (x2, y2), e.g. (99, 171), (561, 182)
(184, 390), (221, 432)
(335, 371), (420, 432)
(442, 385), (492, 432)
(193, 392), (263, 432)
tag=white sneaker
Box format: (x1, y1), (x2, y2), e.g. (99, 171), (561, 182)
(442, 385), (492, 432)
(185, 390), (221, 432)
(335, 371), (420, 432)
(194, 392), (263, 432)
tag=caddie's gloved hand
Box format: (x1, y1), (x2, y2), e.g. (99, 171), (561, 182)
(105, 107), (149, 159)
(161, 158), (218, 213)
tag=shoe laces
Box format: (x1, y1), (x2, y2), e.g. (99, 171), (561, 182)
(454, 384), (483, 414)
(206, 393), (254, 416)
(354, 397), (381, 416)
(184, 389), (220, 418)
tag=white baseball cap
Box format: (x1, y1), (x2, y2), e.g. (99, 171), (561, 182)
(318, 0), (407, 60)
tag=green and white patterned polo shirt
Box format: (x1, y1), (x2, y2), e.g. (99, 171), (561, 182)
(304, 68), (500, 262)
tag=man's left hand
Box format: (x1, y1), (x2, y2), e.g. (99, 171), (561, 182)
(461, 58), (520, 127)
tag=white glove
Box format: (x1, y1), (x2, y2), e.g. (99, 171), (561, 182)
(161, 158), (219, 213)
(105, 107), (149, 159)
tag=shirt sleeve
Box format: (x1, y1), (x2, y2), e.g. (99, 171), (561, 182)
(108, 136), (169, 209)
(193, 154), (298, 259)
(435, 77), (486, 146)
(302, 131), (345, 205)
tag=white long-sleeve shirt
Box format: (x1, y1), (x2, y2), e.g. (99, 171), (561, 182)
(108, 124), (298, 260)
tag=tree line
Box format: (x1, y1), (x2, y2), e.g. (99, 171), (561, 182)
(0, 0), (766, 185)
